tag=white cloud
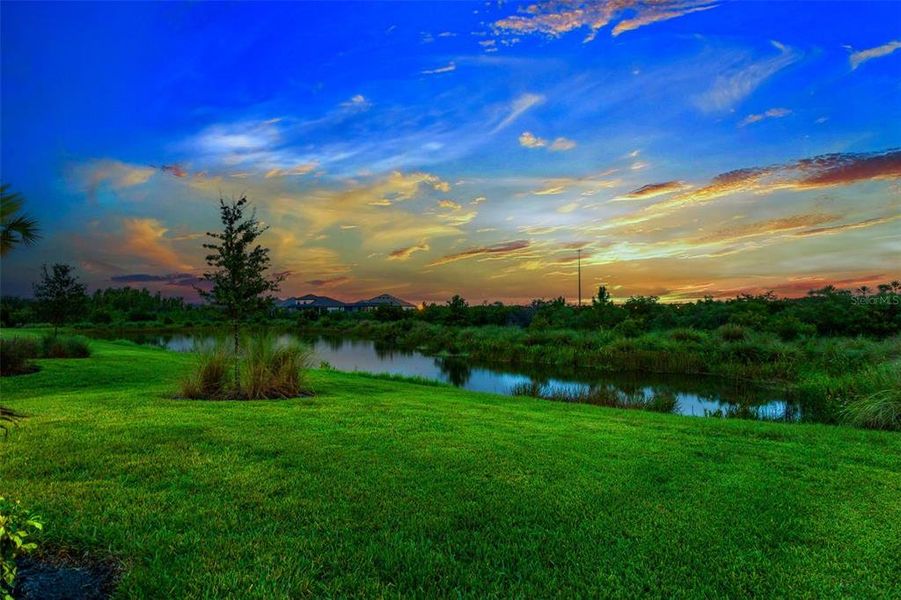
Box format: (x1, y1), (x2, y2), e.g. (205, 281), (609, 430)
(695, 41), (798, 112)
(492, 93), (545, 133)
(849, 40), (901, 70)
(740, 107), (791, 127)
(421, 62), (456, 75)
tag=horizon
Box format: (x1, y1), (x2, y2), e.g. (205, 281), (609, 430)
(2, 1), (899, 304)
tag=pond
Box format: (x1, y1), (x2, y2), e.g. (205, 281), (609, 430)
(89, 330), (801, 422)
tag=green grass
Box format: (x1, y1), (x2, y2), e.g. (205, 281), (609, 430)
(1, 336), (900, 598)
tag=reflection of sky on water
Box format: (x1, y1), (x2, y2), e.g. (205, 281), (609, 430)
(100, 332), (798, 421)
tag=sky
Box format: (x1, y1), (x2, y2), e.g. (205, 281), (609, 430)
(1, 0), (899, 304)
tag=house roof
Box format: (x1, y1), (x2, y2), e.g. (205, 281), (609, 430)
(353, 294), (415, 308)
(279, 294), (346, 308)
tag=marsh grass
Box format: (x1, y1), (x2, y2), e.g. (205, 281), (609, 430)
(179, 334), (312, 400)
(512, 381), (679, 413)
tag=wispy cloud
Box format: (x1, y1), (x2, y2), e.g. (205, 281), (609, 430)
(74, 159), (156, 197)
(421, 61), (456, 75)
(492, 93), (545, 133)
(620, 180), (690, 200)
(388, 242), (431, 261)
(306, 276), (351, 287)
(428, 240), (531, 266)
(264, 162), (318, 178)
(695, 41), (798, 112)
(651, 148), (901, 209)
(740, 107), (791, 127)
(849, 40), (901, 70)
(611, 3), (718, 37)
(493, 0), (718, 41)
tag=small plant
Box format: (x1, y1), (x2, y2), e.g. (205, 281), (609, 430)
(0, 496), (43, 600)
(0, 338), (40, 376)
(40, 334), (91, 359)
(0, 407), (22, 437)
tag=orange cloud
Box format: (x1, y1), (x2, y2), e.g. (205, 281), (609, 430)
(622, 180), (689, 200)
(427, 240), (531, 267)
(388, 242), (431, 261)
(120, 218), (192, 271)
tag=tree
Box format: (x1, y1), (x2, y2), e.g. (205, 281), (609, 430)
(33, 263), (87, 334)
(199, 197), (284, 384)
(1, 184), (40, 256)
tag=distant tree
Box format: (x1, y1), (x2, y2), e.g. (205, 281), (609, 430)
(199, 197), (284, 384)
(33, 263), (87, 334)
(1, 184), (40, 256)
(593, 285), (611, 306)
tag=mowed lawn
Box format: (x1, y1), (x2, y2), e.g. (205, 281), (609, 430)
(1, 337), (899, 598)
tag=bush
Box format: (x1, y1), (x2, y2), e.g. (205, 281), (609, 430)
(717, 324), (747, 341)
(613, 318), (642, 338)
(770, 315), (816, 341)
(668, 328), (706, 344)
(41, 334), (91, 359)
(0, 338), (41, 376)
(1, 496), (43, 600)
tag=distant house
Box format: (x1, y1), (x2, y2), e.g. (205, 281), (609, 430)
(349, 294), (417, 312)
(277, 294), (346, 313)
(277, 292), (416, 313)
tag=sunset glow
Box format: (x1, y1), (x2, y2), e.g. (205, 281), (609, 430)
(2, 1), (899, 303)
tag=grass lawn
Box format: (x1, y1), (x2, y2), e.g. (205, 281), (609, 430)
(1, 335), (900, 598)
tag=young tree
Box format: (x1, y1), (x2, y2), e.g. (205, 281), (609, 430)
(1, 184), (40, 256)
(33, 263), (87, 334)
(199, 197), (284, 384)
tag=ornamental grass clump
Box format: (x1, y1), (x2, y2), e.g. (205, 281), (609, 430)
(179, 335), (312, 400)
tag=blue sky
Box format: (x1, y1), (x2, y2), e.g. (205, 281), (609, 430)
(2, 1), (899, 302)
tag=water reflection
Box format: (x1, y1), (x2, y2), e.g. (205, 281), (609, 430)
(88, 330), (801, 422)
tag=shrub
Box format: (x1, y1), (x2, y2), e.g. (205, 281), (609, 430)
(0, 496), (43, 600)
(179, 343), (230, 400)
(613, 318), (642, 338)
(717, 324), (747, 341)
(668, 328), (706, 344)
(0, 338), (41, 376)
(41, 334), (91, 359)
(770, 315), (816, 341)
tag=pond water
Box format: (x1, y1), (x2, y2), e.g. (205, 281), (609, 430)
(89, 330), (801, 422)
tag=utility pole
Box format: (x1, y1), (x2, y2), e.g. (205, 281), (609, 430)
(577, 248), (582, 307)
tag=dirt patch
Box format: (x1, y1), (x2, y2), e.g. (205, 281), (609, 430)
(13, 553), (120, 600)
